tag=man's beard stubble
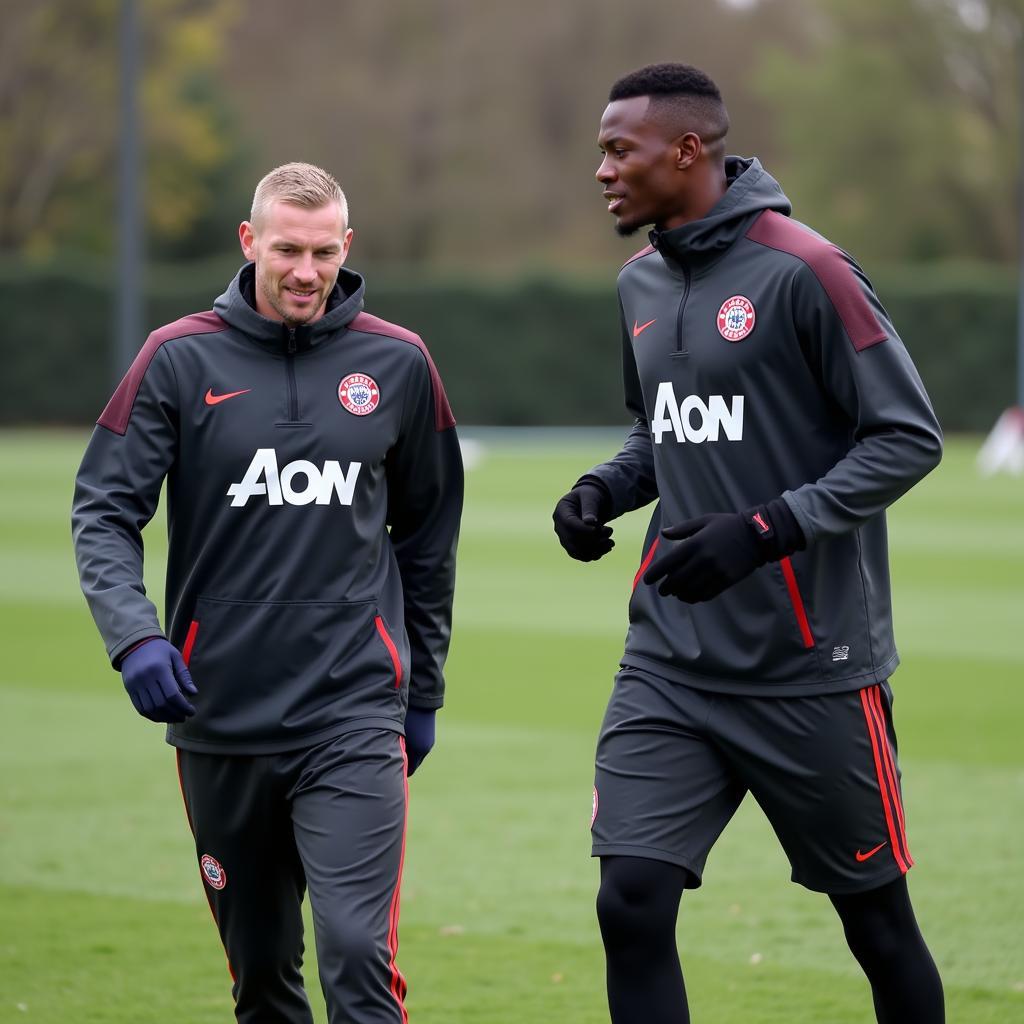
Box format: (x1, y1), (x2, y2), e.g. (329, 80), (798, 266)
(262, 279), (320, 326)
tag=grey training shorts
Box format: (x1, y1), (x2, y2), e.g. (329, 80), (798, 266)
(591, 666), (914, 894)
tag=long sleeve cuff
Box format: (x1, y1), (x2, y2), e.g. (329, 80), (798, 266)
(744, 496), (807, 562)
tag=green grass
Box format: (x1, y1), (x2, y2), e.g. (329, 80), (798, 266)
(1, 429), (1023, 1023)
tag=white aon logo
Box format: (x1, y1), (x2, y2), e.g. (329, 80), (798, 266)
(227, 449), (362, 506)
(651, 383), (744, 444)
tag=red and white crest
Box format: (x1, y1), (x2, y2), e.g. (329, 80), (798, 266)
(717, 295), (756, 342)
(338, 373), (380, 415)
(200, 854), (227, 890)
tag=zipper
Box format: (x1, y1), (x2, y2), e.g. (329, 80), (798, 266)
(182, 619), (200, 667)
(285, 327), (298, 421)
(374, 615), (403, 688)
(674, 266), (691, 356)
(779, 557), (815, 649)
(632, 536), (661, 593)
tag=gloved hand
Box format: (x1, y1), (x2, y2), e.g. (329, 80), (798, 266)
(552, 481), (614, 562)
(404, 707), (436, 776)
(119, 638), (197, 723)
(643, 499), (805, 603)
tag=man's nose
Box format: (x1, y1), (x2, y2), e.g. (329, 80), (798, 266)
(292, 255), (316, 281)
(596, 157), (616, 184)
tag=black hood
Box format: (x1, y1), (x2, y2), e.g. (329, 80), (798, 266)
(651, 157), (791, 267)
(214, 263), (366, 353)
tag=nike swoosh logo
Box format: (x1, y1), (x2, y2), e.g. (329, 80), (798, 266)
(204, 388), (251, 406)
(855, 841), (887, 862)
(633, 318), (657, 337)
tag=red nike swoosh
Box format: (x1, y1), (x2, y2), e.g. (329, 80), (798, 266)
(633, 318), (657, 337)
(855, 841), (887, 862)
(204, 388), (251, 406)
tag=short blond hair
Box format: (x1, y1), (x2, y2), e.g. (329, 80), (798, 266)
(250, 162), (349, 228)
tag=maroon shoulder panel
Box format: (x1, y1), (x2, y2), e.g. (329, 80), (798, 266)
(621, 243), (656, 270)
(745, 211), (887, 352)
(350, 312), (456, 431)
(98, 311), (226, 435)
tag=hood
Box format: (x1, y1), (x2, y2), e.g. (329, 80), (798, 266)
(651, 157), (791, 267)
(213, 263), (366, 353)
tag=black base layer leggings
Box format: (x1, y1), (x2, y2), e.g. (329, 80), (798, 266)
(597, 856), (944, 1024)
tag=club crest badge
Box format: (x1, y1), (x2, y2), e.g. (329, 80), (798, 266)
(338, 373), (380, 416)
(717, 295), (756, 342)
(200, 854), (227, 890)
(591, 786), (599, 829)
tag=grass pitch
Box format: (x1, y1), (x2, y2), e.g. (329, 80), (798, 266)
(1, 429), (1022, 1023)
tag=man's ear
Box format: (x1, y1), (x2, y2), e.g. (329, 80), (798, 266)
(338, 227), (354, 266)
(676, 131), (702, 171)
(239, 221), (256, 261)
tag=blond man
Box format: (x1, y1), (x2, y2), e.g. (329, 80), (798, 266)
(73, 163), (463, 1022)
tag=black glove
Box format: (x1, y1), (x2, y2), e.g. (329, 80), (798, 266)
(643, 498), (805, 603)
(404, 707), (435, 776)
(552, 481), (614, 562)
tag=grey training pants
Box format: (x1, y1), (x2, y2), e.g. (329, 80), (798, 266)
(175, 728), (409, 1024)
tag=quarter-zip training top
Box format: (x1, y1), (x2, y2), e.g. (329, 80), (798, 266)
(583, 158), (942, 696)
(73, 264), (463, 753)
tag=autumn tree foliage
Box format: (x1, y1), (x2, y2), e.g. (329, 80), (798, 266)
(0, 0), (245, 260)
(3, 0), (1017, 269)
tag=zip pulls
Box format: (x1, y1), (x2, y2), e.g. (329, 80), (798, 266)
(674, 266), (691, 358)
(648, 231), (690, 358)
(285, 326), (299, 421)
(277, 322), (312, 427)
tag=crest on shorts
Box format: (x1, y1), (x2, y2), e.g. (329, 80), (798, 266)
(717, 295), (756, 342)
(200, 854), (227, 890)
(590, 786), (599, 829)
(338, 373), (380, 416)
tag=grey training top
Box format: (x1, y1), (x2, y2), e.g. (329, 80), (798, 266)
(583, 158), (942, 696)
(73, 264), (463, 752)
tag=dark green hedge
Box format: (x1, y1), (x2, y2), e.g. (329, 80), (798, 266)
(2, 257), (1016, 431)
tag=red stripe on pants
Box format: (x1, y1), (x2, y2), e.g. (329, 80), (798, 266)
(386, 737), (410, 1022)
(175, 750), (237, 982)
(867, 685), (913, 869)
(859, 687), (911, 874)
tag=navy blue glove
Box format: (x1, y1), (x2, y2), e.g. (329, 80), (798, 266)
(644, 498), (805, 603)
(552, 481), (614, 561)
(119, 638), (197, 723)
(404, 707), (436, 776)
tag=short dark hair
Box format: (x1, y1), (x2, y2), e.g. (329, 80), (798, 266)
(609, 63), (729, 148)
(609, 63), (722, 103)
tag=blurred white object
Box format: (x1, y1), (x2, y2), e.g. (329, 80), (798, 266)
(977, 407), (1024, 475)
(459, 437), (485, 471)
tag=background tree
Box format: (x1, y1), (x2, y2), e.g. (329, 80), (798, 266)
(752, 0), (1020, 262)
(0, 0), (247, 262)
(4, 0), (1015, 270)
(218, 0), (800, 274)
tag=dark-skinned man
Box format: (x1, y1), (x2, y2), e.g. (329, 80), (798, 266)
(553, 64), (944, 1024)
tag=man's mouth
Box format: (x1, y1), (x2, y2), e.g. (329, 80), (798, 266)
(603, 191), (625, 214)
(286, 287), (316, 300)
